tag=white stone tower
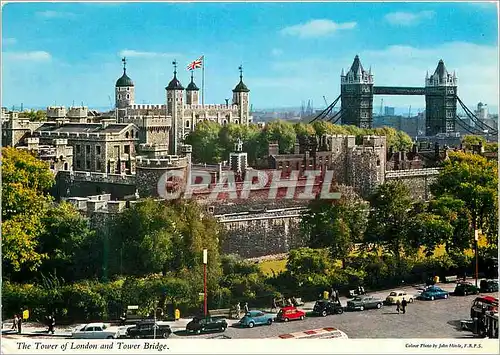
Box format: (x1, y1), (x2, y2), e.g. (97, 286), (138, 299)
(166, 60), (185, 155)
(185, 71), (200, 105)
(232, 65), (250, 125)
(115, 57), (135, 113)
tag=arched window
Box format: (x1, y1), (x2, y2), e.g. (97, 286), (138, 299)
(125, 131), (129, 138)
(234, 119), (239, 124)
(223, 119), (227, 125)
(126, 94), (130, 99)
(185, 120), (190, 128)
(118, 94), (122, 100)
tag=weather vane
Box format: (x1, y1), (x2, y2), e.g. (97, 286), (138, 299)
(238, 65), (243, 80)
(122, 57), (127, 72)
(172, 60), (178, 75)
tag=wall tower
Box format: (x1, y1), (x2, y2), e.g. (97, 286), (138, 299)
(115, 57), (135, 119)
(232, 66), (251, 125)
(185, 71), (200, 105)
(166, 60), (185, 155)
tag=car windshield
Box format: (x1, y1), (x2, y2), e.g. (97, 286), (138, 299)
(245, 312), (252, 317)
(389, 292), (397, 296)
(353, 297), (363, 301)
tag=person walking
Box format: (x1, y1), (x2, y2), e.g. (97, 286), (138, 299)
(401, 299), (408, 314)
(243, 302), (249, 314)
(50, 314), (56, 334)
(271, 298), (277, 312)
(17, 315), (22, 334)
(235, 302), (241, 319)
(12, 315), (18, 330)
(396, 300), (401, 314)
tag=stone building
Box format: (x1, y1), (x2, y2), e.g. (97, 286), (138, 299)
(2, 111), (46, 147)
(17, 137), (74, 173)
(34, 121), (139, 174)
(115, 59), (252, 155)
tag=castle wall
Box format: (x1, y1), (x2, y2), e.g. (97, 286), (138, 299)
(385, 168), (441, 201)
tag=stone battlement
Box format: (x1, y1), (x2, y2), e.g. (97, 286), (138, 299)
(136, 155), (188, 168)
(385, 167), (442, 178)
(183, 104), (239, 110)
(59, 170), (136, 185)
(129, 104), (167, 110)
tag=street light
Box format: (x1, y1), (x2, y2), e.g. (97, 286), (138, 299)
(474, 229), (479, 288)
(153, 305), (163, 339)
(203, 249), (208, 318)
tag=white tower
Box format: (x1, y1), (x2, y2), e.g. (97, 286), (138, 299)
(232, 65), (250, 125)
(166, 60), (185, 155)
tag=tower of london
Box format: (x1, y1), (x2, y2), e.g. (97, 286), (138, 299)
(115, 58), (252, 155)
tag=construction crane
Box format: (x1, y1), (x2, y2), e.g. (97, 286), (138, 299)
(323, 96), (328, 107)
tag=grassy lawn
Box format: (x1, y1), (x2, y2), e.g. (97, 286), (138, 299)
(259, 259), (287, 276)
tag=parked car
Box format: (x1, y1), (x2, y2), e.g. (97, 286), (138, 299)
(480, 279), (499, 293)
(346, 296), (384, 311)
(276, 306), (306, 322)
(385, 290), (415, 305)
(471, 296), (498, 319)
(71, 323), (120, 339)
(126, 320), (171, 339)
(186, 316), (228, 334)
(312, 300), (344, 317)
(454, 282), (480, 296)
(238, 310), (275, 328)
(418, 286), (449, 301)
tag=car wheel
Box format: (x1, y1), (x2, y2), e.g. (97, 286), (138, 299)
(107, 336), (114, 339)
(430, 296), (435, 301)
(321, 310), (327, 317)
(134, 335), (140, 339)
(444, 294), (448, 299)
(221, 327), (226, 332)
(464, 291), (468, 296)
(300, 315), (304, 320)
(376, 303), (382, 309)
(359, 306), (364, 311)
(409, 298), (414, 303)
(267, 319), (273, 325)
(336, 308), (344, 315)
(248, 322), (254, 328)
(196, 329), (201, 335)
(284, 318), (289, 322)
(163, 332), (170, 339)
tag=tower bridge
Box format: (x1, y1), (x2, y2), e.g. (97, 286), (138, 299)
(311, 55), (497, 137)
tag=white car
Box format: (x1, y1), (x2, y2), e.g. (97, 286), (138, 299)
(385, 290), (415, 305)
(71, 323), (120, 339)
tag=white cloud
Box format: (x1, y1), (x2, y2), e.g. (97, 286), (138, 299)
(36, 11), (76, 19)
(119, 50), (181, 58)
(3, 51), (52, 61)
(280, 19), (357, 38)
(271, 48), (283, 57)
(2, 37), (17, 45)
(384, 11), (435, 26)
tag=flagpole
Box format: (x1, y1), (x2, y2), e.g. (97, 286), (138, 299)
(202, 55), (205, 106)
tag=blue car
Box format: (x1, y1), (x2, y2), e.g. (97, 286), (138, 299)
(238, 310), (275, 328)
(419, 286), (450, 301)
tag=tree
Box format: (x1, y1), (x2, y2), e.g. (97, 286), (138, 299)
(431, 152), (498, 243)
(461, 135), (486, 150)
(20, 109), (47, 121)
(407, 212), (454, 257)
(286, 248), (332, 276)
(311, 121), (347, 136)
(1, 147), (55, 275)
(300, 186), (368, 267)
(294, 122), (316, 140)
(261, 119), (296, 154)
(37, 202), (99, 281)
(365, 181), (416, 267)
(184, 121), (222, 164)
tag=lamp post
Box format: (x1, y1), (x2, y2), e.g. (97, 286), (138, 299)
(474, 229), (479, 288)
(203, 249), (208, 318)
(153, 306), (163, 339)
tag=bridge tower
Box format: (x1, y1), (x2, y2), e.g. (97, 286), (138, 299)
(340, 55), (374, 128)
(425, 59), (458, 136)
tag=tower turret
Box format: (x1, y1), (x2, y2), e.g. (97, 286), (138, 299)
(232, 65), (250, 125)
(340, 55), (374, 128)
(166, 60), (185, 155)
(425, 59), (458, 135)
(115, 57), (135, 111)
(185, 71), (200, 105)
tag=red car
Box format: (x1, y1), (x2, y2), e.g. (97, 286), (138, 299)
(276, 306), (306, 322)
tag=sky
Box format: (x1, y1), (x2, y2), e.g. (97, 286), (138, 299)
(2, 2), (499, 113)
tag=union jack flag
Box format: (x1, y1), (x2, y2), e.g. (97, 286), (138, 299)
(187, 56), (203, 70)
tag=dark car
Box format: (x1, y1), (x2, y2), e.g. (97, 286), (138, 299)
(186, 316), (228, 334)
(312, 300), (344, 317)
(480, 279), (499, 293)
(454, 282), (480, 296)
(346, 296), (383, 311)
(126, 321), (171, 339)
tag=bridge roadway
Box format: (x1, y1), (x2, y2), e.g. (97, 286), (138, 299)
(372, 86), (426, 96)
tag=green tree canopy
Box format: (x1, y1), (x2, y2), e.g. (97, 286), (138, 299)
(184, 120), (222, 164)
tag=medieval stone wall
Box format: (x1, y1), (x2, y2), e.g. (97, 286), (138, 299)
(385, 168), (441, 200)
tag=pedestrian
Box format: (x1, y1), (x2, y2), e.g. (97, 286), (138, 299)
(401, 299), (408, 314)
(50, 314), (56, 334)
(334, 289), (340, 302)
(330, 287), (335, 300)
(17, 314), (22, 334)
(12, 315), (18, 330)
(271, 298), (277, 312)
(47, 315), (52, 333)
(244, 302), (249, 314)
(235, 302), (241, 319)
(396, 299), (401, 314)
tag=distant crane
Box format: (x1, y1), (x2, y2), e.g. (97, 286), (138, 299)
(108, 95), (113, 110)
(323, 96), (328, 107)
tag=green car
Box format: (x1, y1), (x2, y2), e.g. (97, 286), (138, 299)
(480, 279), (499, 293)
(454, 282), (479, 296)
